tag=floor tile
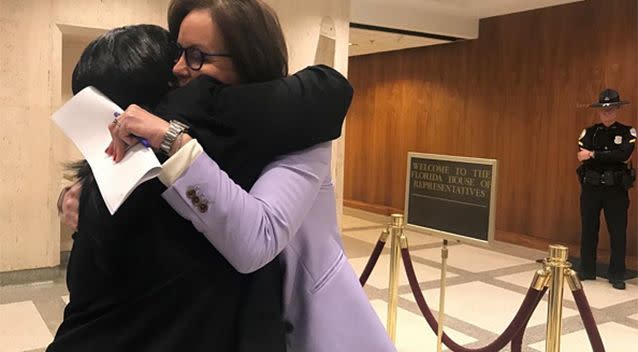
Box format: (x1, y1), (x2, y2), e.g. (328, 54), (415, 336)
(401, 281), (579, 334)
(0, 301), (53, 352)
(403, 229), (442, 246)
(350, 254), (458, 289)
(411, 245), (532, 272)
(342, 214), (385, 229)
(370, 300), (476, 352)
(529, 322), (638, 352)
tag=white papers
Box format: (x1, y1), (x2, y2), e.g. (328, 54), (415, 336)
(52, 87), (161, 214)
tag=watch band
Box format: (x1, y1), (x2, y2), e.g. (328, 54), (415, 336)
(160, 120), (189, 155)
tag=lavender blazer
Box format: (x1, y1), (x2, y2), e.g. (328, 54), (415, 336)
(161, 142), (395, 352)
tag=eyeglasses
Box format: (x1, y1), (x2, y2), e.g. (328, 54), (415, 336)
(174, 44), (231, 71)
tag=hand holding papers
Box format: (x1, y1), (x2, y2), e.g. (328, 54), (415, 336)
(52, 87), (161, 214)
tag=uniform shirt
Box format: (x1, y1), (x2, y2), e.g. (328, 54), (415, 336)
(578, 122), (636, 171)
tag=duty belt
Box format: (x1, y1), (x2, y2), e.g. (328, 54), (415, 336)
(582, 170), (624, 186)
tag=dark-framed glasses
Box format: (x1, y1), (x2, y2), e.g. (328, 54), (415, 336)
(174, 44), (231, 71)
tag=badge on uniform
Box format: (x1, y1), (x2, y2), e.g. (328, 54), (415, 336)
(579, 129), (586, 140)
(615, 135), (623, 144)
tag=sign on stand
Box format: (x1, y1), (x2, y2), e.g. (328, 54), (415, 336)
(404, 153), (498, 246)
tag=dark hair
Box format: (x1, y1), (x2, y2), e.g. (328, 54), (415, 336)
(72, 24), (176, 109)
(68, 24), (177, 200)
(168, 0), (288, 83)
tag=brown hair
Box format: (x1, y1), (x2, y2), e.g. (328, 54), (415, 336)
(168, 0), (288, 83)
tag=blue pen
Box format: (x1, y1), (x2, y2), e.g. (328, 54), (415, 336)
(113, 112), (151, 148)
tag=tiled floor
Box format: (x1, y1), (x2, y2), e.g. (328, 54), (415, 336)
(341, 211), (637, 352)
(401, 281), (579, 334)
(528, 322), (638, 352)
(370, 300), (476, 351)
(0, 302), (52, 352)
(410, 245), (532, 273)
(1, 210), (637, 352)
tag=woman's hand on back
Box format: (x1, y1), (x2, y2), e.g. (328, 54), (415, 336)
(58, 182), (82, 230)
(106, 104), (170, 162)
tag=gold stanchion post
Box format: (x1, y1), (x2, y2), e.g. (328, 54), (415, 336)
(545, 244), (569, 352)
(387, 214), (404, 343)
(436, 239), (449, 352)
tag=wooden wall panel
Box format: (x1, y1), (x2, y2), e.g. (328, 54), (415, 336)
(344, 0), (638, 266)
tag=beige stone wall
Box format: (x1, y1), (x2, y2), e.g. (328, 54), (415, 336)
(266, 0), (350, 225)
(1, 0), (167, 272)
(0, 0), (350, 272)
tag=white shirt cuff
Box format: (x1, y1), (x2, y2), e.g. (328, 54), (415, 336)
(159, 138), (204, 186)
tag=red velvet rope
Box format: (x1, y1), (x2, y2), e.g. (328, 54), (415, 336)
(510, 286), (548, 352)
(571, 288), (606, 352)
(359, 238), (387, 286)
(401, 247), (546, 352)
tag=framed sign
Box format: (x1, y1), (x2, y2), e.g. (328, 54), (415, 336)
(404, 153), (498, 246)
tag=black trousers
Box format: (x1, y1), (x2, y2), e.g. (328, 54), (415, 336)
(580, 184), (629, 279)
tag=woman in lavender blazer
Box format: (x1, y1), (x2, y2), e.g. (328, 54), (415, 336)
(155, 139), (396, 352)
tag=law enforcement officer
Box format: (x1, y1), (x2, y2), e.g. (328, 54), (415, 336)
(577, 88), (636, 290)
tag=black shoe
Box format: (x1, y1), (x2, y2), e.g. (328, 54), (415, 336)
(611, 280), (626, 290)
(578, 272), (596, 281)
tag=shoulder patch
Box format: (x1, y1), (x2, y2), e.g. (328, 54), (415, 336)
(579, 129), (587, 140)
(631, 128), (637, 138)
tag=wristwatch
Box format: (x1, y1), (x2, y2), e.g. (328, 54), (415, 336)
(160, 120), (189, 155)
